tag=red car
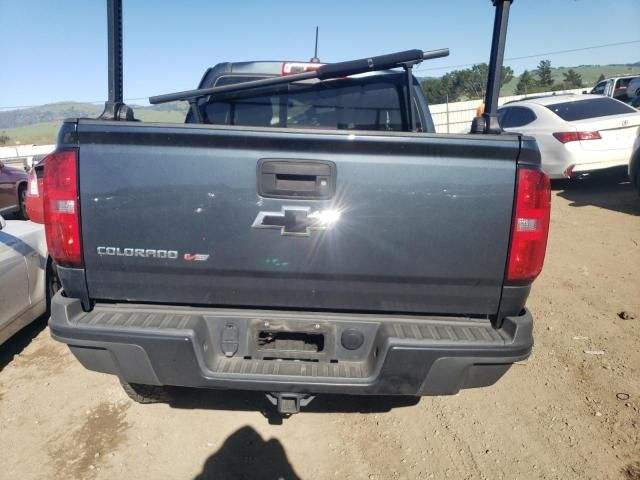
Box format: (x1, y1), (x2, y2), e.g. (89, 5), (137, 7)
(0, 160), (28, 219)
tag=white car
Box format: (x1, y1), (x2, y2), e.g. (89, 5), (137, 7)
(498, 94), (640, 179)
(0, 215), (56, 344)
(630, 128), (640, 194)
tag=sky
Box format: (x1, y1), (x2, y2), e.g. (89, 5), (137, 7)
(0, 0), (639, 108)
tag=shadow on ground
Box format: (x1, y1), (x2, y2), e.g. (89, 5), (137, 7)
(194, 426), (301, 480)
(553, 168), (639, 216)
(0, 314), (48, 372)
(166, 387), (420, 424)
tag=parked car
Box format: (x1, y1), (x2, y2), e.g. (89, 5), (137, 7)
(628, 77), (640, 99)
(0, 215), (58, 344)
(629, 127), (640, 195)
(590, 75), (640, 104)
(626, 77), (640, 110)
(498, 94), (640, 178)
(0, 161), (28, 219)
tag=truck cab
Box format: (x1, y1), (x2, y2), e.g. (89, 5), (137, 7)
(590, 75), (640, 104)
(185, 60), (435, 133)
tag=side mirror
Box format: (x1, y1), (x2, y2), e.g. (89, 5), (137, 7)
(582, 90), (588, 94)
(0, 160), (5, 169)
(0, 214), (6, 230)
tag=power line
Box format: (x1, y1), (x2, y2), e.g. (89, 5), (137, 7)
(2, 40), (639, 109)
(414, 40), (640, 72)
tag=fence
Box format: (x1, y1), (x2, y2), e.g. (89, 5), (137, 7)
(0, 144), (55, 169)
(430, 88), (585, 133)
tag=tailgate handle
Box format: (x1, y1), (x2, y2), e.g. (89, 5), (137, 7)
(258, 159), (336, 199)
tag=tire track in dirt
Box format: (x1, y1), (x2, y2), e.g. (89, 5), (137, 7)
(47, 401), (131, 480)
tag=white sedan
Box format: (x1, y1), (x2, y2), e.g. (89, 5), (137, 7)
(0, 215), (56, 345)
(498, 94), (640, 179)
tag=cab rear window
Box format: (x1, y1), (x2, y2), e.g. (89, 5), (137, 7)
(545, 97), (635, 122)
(201, 76), (414, 131)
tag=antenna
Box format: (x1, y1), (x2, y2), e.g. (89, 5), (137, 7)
(310, 26), (320, 63)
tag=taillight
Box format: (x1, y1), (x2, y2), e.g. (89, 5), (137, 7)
(43, 150), (82, 267)
(552, 131), (601, 143)
(506, 168), (551, 283)
(28, 169), (39, 195)
(26, 168), (45, 224)
(282, 62), (324, 75)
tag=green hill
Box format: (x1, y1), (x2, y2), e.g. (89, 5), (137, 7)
(2, 64), (639, 145)
(502, 64), (640, 95)
(0, 102), (103, 129)
(0, 101), (189, 145)
(1, 122), (63, 146)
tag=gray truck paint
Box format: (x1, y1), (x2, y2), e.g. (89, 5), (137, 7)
(77, 120), (520, 315)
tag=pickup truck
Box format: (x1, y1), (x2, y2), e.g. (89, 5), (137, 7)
(46, 0), (550, 414)
(589, 75), (640, 104)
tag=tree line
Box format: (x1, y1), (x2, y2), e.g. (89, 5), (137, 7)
(420, 59), (584, 103)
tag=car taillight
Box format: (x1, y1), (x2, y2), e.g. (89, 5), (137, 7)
(28, 169), (39, 195)
(26, 168), (45, 224)
(43, 149), (82, 267)
(552, 131), (601, 143)
(506, 168), (551, 283)
(282, 62), (324, 75)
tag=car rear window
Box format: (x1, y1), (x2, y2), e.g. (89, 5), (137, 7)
(545, 97), (636, 121)
(201, 75), (413, 131)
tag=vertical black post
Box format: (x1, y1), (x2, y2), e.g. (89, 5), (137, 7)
(100, 0), (133, 120)
(107, 0), (123, 106)
(404, 65), (416, 132)
(445, 94), (450, 134)
(482, 0), (513, 134)
(188, 99), (203, 123)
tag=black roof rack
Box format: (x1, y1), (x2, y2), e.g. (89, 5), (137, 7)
(98, 0), (514, 135)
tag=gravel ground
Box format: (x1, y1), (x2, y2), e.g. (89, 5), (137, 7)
(1, 169), (638, 480)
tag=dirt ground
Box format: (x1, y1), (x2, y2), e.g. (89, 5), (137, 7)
(1, 169), (638, 480)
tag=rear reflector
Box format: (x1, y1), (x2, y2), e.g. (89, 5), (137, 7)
(43, 150), (82, 267)
(282, 62), (324, 76)
(506, 168), (551, 283)
(552, 131), (601, 143)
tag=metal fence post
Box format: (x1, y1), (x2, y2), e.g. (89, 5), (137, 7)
(446, 94), (450, 134)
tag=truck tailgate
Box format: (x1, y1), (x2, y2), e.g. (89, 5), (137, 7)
(77, 121), (519, 315)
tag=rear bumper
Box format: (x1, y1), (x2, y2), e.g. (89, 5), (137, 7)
(570, 156), (630, 175)
(543, 146), (632, 179)
(49, 294), (533, 396)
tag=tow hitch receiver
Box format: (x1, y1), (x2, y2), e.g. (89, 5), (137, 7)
(266, 392), (316, 415)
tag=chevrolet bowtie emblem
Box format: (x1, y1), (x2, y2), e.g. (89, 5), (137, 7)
(252, 206), (341, 236)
